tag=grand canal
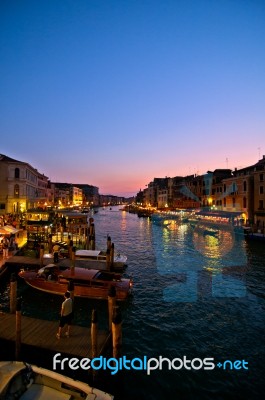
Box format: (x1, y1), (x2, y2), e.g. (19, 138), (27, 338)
(1, 207), (265, 399)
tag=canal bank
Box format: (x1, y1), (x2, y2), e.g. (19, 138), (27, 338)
(1, 206), (265, 399)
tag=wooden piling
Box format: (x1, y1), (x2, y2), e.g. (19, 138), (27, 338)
(107, 236), (112, 251)
(48, 234), (53, 254)
(110, 243), (115, 268)
(71, 246), (76, 272)
(68, 235), (73, 259)
(88, 234), (92, 250)
(112, 306), (122, 359)
(89, 222), (95, 236)
(10, 273), (17, 314)
(91, 309), (98, 359)
(106, 249), (111, 271)
(91, 233), (95, 250)
(40, 244), (44, 267)
(89, 217), (94, 226)
(108, 286), (116, 331)
(15, 297), (22, 360)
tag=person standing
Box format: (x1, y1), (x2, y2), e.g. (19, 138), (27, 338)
(2, 237), (10, 259)
(56, 291), (73, 339)
(53, 243), (60, 263)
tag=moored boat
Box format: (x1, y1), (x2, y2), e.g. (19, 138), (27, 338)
(0, 361), (114, 399)
(18, 264), (132, 301)
(75, 249), (127, 264)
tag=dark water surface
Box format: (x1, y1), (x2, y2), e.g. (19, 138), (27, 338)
(1, 207), (265, 399)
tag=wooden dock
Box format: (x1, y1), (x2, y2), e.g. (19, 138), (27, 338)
(1, 254), (126, 274)
(0, 312), (111, 359)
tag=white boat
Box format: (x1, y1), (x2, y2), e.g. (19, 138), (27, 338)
(0, 361), (114, 400)
(75, 249), (127, 264)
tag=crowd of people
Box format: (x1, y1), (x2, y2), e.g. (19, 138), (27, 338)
(0, 235), (18, 259)
(0, 214), (21, 260)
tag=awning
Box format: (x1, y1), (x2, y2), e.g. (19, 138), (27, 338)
(195, 210), (243, 218)
(1, 225), (20, 234)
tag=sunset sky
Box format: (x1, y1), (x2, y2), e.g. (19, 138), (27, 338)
(1, 0), (264, 196)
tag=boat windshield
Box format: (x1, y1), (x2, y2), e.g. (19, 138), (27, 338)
(94, 272), (121, 281)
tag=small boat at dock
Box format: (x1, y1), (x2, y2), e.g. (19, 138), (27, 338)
(75, 249), (127, 264)
(0, 361), (114, 399)
(19, 264), (132, 301)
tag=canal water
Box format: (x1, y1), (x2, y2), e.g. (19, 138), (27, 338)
(1, 207), (265, 399)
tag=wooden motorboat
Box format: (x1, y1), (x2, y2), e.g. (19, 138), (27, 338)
(18, 264), (132, 301)
(0, 361), (113, 399)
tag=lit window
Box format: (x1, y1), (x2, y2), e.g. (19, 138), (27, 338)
(14, 184), (19, 198)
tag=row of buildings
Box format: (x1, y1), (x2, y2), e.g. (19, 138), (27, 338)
(136, 155), (265, 225)
(0, 154), (126, 214)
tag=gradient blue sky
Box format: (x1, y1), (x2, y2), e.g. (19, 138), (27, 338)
(1, 0), (264, 196)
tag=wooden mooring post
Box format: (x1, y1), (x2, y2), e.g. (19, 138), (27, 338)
(10, 273), (17, 314)
(71, 247), (76, 273)
(110, 243), (115, 269)
(108, 286), (116, 331)
(15, 297), (22, 360)
(39, 244), (44, 267)
(106, 249), (111, 271)
(68, 235), (73, 259)
(88, 218), (96, 250)
(91, 309), (98, 359)
(48, 234), (53, 253)
(112, 306), (122, 359)
(92, 224), (96, 250)
(107, 236), (112, 251)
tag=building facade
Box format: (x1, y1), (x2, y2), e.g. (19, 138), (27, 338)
(136, 157), (265, 226)
(0, 154), (49, 214)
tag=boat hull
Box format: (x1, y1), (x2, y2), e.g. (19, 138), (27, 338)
(19, 266), (131, 301)
(0, 361), (114, 399)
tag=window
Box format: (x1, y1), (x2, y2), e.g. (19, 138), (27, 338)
(259, 200), (264, 210)
(233, 198), (236, 208)
(243, 197), (247, 208)
(224, 198), (226, 207)
(260, 173), (264, 182)
(14, 184), (19, 198)
(15, 168), (20, 178)
(260, 186), (264, 195)
(243, 181), (247, 192)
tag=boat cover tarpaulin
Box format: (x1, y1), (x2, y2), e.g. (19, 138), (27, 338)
(195, 210), (243, 218)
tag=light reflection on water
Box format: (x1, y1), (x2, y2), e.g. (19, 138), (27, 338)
(1, 208), (265, 399)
